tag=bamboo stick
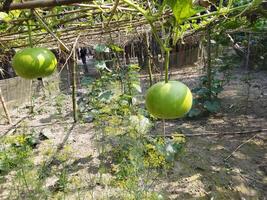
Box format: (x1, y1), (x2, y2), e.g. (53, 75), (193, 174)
(206, 26), (212, 100)
(0, 88), (12, 125)
(0, 0), (92, 12)
(145, 31), (153, 86)
(71, 35), (81, 123)
(32, 9), (70, 52)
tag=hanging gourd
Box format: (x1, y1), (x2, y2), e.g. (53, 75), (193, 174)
(145, 45), (192, 119)
(12, 47), (57, 79)
(145, 80), (192, 119)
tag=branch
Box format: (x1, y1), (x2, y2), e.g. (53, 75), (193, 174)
(224, 134), (258, 161)
(32, 9), (70, 52)
(2, 0), (13, 13)
(0, 0), (92, 12)
(106, 0), (120, 26)
(151, 128), (267, 137)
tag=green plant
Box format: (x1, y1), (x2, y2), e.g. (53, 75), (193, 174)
(55, 94), (65, 115)
(0, 134), (35, 175)
(58, 168), (68, 192)
(188, 72), (224, 118)
(80, 65), (186, 198)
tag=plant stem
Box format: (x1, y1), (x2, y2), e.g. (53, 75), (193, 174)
(121, 0), (147, 15)
(71, 35), (80, 122)
(72, 54), (78, 123)
(32, 9), (70, 52)
(145, 32), (153, 86)
(188, 3), (250, 21)
(163, 119), (166, 137)
(0, 88), (12, 124)
(121, 0), (166, 51)
(26, 19), (33, 48)
(164, 50), (170, 83)
(21, 167), (30, 194)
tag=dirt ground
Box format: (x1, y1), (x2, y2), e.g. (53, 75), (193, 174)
(0, 64), (266, 199)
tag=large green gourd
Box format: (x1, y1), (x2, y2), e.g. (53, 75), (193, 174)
(12, 47), (57, 79)
(145, 81), (192, 119)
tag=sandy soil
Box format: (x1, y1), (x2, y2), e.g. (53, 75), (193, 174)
(0, 64), (266, 199)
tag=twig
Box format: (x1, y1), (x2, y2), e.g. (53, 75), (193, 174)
(58, 34), (81, 75)
(106, 0), (120, 27)
(0, 88), (12, 125)
(163, 119), (166, 137)
(38, 123), (76, 178)
(224, 134), (258, 161)
(0, 94), (68, 137)
(0, 116), (28, 138)
(151, 128), (267, 138)
(32, 9), (70, 52)
(3, 0), (13, 13)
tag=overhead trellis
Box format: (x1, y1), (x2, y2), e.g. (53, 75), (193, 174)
(0, 0), (265, 50)
(0, 0), (151, 49)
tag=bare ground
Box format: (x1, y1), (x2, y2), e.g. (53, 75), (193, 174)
(0, 65), (266, 199)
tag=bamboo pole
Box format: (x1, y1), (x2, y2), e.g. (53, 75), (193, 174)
(32, 9), (70, 52)
(0, 18), (149, 42)
(71, 55), (78, 123)
(145, 32), (153, 86)
(206, 26), (212, 100)
(0, 88), (12, 125)
(71, 35), (81, 123)
(32, 9), (80, 123)
(9, 4), (136, 24)
(106, 0), (120, 26)
(0, 0), (92, 12)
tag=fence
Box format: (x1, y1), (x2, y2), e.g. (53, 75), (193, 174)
(0, 63), (87, 119)
(0, 77), (31, 116)
(169, 43), (200, 68)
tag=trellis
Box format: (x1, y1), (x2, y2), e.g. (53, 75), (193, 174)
(0, 1), (154, 49)
(0, 0), (263, 123)
(0, 0), (154, 123)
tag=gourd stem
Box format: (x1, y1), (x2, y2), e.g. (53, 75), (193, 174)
(145, 32), (153, 86)
(26, 20), (33, 48)
(26, 11), (33, 48)
(164, 50), (170, 83)
(163, 119), (166, 137)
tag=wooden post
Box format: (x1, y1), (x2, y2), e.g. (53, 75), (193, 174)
(207, 26), (212, 100)
(145, 32), (153, 86)
(0, 88), (12, 124)
(71, 35), (81, 123)
(34, 9), (81, 123)
(245, 33), (251, 70)
(72, 52), (78, 123)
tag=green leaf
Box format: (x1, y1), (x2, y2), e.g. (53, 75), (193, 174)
(94, 44), (110, 53)
(98, 90), (113, 102)
(193, 87), (209, 97)
(109, 44), (124, 52)
(94, 60), (106, 69)
(94, 60), (112, 72)
(164, 0), (198, 23)
(0, 12), (10, 22)
(203, 101), (220, 113)
(187, 108), (202, 117)
(132, 83), (142, 93)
